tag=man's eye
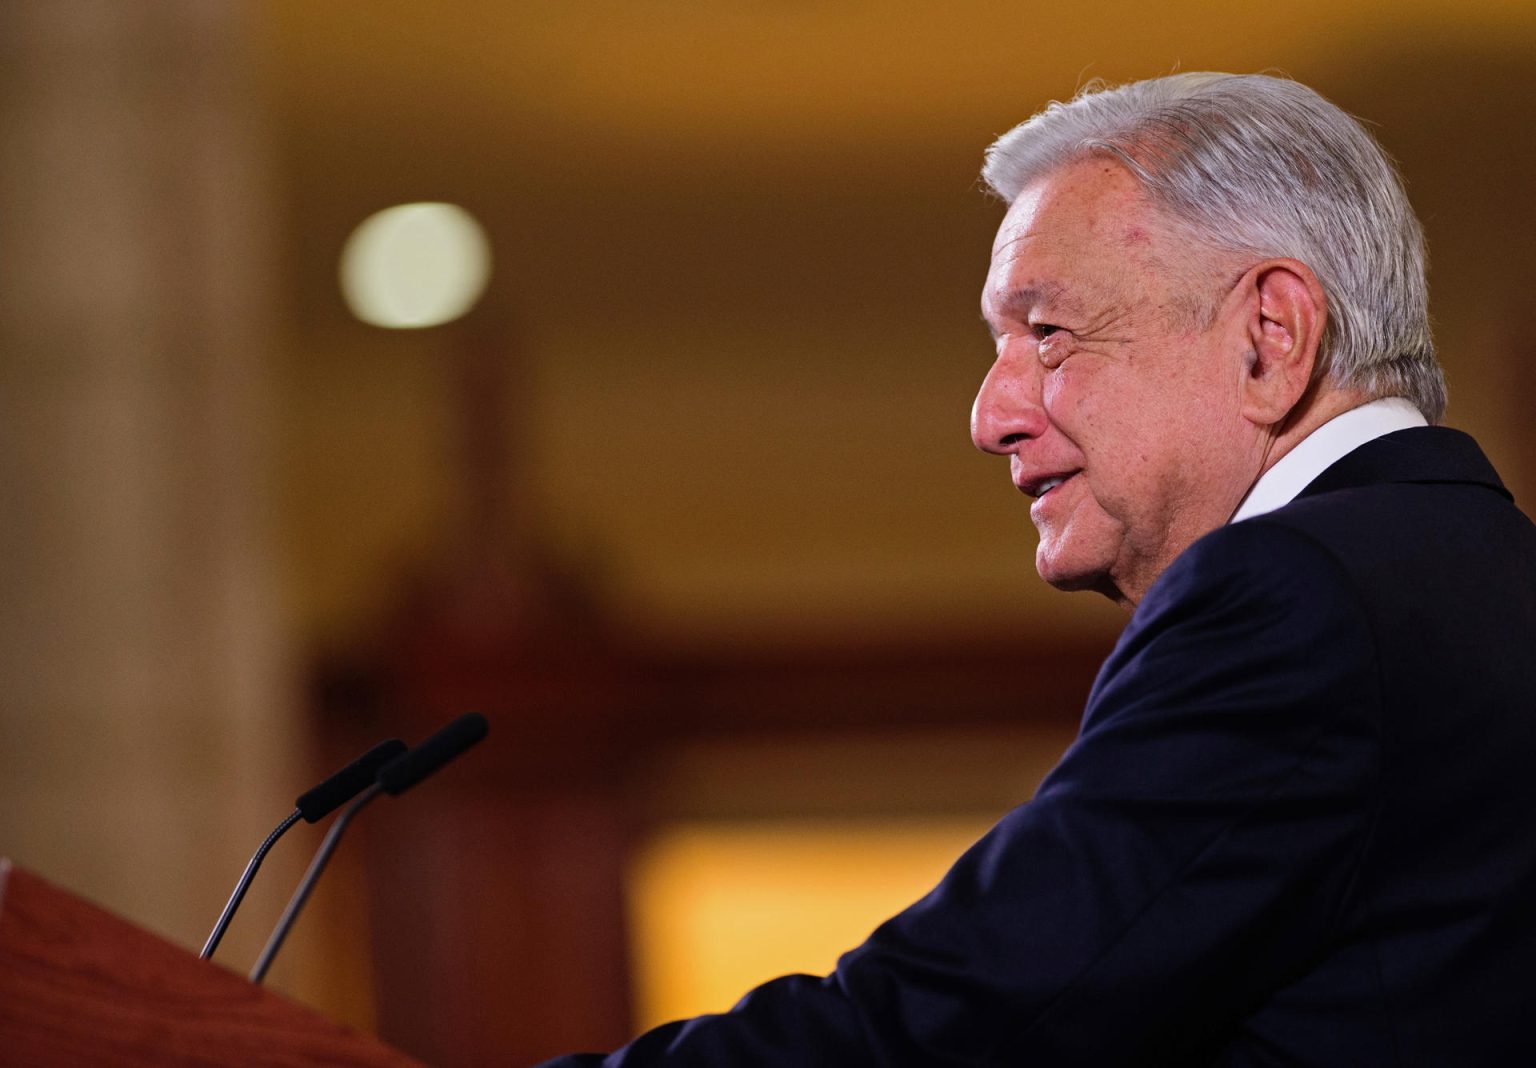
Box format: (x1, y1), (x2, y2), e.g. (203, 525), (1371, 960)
(1033, 324), (1071, 368)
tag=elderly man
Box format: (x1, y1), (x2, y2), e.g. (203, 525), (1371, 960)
(541, 73), (1536, 1065)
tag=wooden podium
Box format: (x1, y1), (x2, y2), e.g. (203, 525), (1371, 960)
(0, 858), (422, 1066)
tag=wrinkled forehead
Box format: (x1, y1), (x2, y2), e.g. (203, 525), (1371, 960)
(990, 157), (1161, 259)
(982, 158), (1210, 327)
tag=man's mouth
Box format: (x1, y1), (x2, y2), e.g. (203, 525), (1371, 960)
(1021, 471), (1080, 499)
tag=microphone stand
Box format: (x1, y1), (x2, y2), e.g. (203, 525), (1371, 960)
(249, 784), (382, 984)
(201, 809), (301, 959)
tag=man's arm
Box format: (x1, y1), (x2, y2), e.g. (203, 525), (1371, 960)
(541, 521), (1380, 1066)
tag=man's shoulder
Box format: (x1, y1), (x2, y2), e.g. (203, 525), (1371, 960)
(1145, 423), (1534, 622)
(1101, 520), (1369, 706)
(1257, 423), (1525, 553)
(1136, 517), (1355, 628)
(1248, 427), (1535, 599)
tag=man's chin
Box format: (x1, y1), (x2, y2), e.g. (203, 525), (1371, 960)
(1035, 548), (1123, 603)
(1035, 551), (1101, 593)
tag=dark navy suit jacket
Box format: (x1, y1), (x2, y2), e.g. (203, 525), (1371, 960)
(542, 427), (1536, 1066)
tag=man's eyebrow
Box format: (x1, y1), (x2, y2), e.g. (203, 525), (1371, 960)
(982, 283), (1072, 339)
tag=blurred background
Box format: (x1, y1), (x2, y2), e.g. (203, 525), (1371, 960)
(2, 2), (1533, 1064)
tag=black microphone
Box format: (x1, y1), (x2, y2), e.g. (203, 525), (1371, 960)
(249, 713), (489, 984)
(200, 738), (407, 961)
(295, 739), (410, 823)
(377, 712), (489, 795)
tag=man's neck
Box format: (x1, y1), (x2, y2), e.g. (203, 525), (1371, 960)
(1231, 395), (1428, 524)
(1114, 388), (1408, 612)
(1254, 384), (1377, 484)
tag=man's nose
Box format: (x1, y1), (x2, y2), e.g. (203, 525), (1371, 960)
(970, 353), (1045, 455)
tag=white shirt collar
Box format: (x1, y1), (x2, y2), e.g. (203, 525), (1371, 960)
(1230, 397), (1428, 523)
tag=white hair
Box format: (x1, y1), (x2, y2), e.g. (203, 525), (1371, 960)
(983, 73), (1445, 422)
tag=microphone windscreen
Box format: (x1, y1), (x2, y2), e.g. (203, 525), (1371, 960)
(377, 713), (488, 796)
(296, 739), (409, 823)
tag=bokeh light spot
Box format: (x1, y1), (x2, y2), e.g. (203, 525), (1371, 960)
(339, 202), (491, 329)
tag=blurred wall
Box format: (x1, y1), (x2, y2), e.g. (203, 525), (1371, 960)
(0, 0), (303, 979)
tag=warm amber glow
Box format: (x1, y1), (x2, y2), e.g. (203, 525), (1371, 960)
(628, 817), (996, 1029)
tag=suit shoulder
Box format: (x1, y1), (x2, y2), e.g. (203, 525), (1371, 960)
(1137, 517), (1360, 627)
(1247, 476), (1536, 597)
(1101, 519), (1378, 728)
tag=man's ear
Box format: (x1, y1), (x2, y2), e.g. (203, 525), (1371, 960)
(1239, 259), (1327, 428)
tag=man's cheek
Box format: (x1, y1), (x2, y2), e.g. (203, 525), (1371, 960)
(1043, 377), (1090, 425)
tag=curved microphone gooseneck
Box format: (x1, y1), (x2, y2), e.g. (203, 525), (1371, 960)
(248, 712), (489, 984)
(201, 738), (407, 960)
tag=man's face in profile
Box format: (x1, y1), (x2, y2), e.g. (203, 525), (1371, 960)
(972, 158), (1262, 606)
